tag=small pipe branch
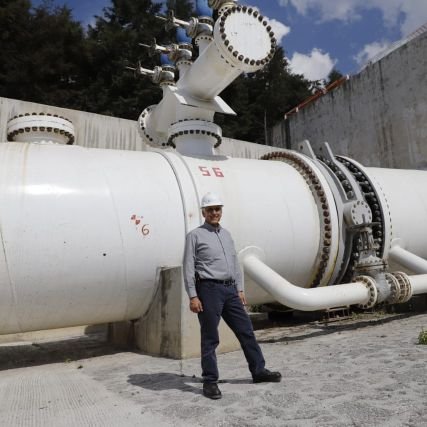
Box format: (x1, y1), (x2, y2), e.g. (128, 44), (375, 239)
(243, 255), (370, 311)
(407, 274), (427, 295)
(389, 245), (427, 274)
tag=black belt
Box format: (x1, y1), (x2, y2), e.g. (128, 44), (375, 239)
(199, 278), (235, 286)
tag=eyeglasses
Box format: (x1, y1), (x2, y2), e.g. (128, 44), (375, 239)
(205, 206), (222, 213)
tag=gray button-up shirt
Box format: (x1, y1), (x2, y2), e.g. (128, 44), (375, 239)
(183, 222), (243, 298)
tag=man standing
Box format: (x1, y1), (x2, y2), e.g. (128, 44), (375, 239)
(183, 192), (281, 400)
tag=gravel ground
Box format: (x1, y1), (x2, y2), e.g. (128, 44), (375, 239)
(0, 312), (426, 426)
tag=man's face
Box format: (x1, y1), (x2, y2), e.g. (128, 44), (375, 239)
(203, 206), (223, 226)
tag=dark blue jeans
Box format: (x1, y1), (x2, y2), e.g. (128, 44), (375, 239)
(197, 281), (265, 383)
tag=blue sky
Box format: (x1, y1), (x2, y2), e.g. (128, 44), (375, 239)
(33, 0), (427, 81)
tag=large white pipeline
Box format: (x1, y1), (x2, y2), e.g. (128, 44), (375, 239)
(1, 142), (427, 335)
(2, 0), (427, 337)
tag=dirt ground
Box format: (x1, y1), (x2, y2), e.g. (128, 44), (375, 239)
(0, 311), (426, 427)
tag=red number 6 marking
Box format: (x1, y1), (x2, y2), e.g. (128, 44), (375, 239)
(141, 224), (150, 236)
(212, 167), (224, 177)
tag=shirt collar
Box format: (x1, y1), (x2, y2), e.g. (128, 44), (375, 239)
(202, 222), (221, 232)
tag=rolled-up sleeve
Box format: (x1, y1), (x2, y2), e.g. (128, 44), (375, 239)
(183, 232), (198, 298)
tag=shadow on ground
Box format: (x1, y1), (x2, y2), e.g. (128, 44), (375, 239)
(0, 332), (123, 371)
(256, 312), (419, 344)
(128, 373), (253, 395)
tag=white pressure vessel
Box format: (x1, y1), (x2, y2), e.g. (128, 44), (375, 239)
(1, 142), (427, 335)
(0, 142), (327, 334)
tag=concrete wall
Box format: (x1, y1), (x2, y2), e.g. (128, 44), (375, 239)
(271, 31), (427, 169)
(0, 96), (278, 159)
(0, 97), (144, 151)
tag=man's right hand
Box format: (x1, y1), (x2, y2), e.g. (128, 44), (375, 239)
(190, 297), (203, 313)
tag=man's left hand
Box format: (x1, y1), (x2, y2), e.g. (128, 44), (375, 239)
(238, 291), (247, 306)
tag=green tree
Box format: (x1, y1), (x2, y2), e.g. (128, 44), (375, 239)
(0, 0), (88, 108)
(0, 1), (311, 144)
(82, 0), (195, 118)
(326, 68), (344, 85)
(217, 46), (311, 144)
(166, 0), (193, 20)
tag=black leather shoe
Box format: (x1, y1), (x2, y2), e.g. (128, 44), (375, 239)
(253, 369), (282, 383)
(203, 383), (222, 399)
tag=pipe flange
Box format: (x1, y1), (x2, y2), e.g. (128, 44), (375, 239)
(213, 5), (276, 73)
(353, 275), (378, 309)
(152, 65), (176, 86)
(260, 150), (337, 288)
(138, 105), (164, 146)
(187, 16), (213, 38)
(337, 157), (391, 263)
(195, 35), (214, 47)
(7, 113), (75, 144)
(169, 43), (193, 63)
(209, 0), (236, 11)
(167, 119), (222, 149)
(384, 272), (401, 304)
(391, 271), (413, 303)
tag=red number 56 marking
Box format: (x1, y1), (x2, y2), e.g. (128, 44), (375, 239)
(198, 166), (224, 178)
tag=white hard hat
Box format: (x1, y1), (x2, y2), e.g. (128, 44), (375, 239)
(201, 192), (223, 208)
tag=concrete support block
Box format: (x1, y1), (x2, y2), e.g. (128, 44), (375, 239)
(132, 266), (240, 359)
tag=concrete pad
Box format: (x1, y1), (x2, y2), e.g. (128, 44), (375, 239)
(110, 266), (240, 359)
(1, 312), (426, 426)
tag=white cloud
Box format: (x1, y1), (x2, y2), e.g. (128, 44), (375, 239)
(268, 19), (291, 44)
(288, 48), (336, 81)
(279, 0), (427, 36)
(399, 0), (427, 35)
(354, 41), (391, 66)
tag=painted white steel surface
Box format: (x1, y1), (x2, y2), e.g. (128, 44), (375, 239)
(0, 143), (326, 334)
(177, 10), (271, 100)
(0, 143), (185, 334)
(2, 143), (426, 335)
(7, 115), (75, 145)
(389, 245), (427, 274)
(176, 38), (241, 100)
(180, 155), (323, 303)
(408, 274), (427, 295)
(243, 255), (370, 310)
(367, 167), (427, 259)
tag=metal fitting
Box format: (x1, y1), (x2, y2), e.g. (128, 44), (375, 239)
(353, 275), (378, 309)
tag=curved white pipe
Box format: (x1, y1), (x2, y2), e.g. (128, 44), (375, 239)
(407, 274), (427, 295)
(243, 255), (370, 311)
(389, 246), (427, 274)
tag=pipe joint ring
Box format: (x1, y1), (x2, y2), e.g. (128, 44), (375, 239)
(384, 272), (401, 304)
(354, 275), (378, 309)
(391, 271), (413, 303)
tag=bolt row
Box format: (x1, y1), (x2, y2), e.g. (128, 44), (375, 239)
(218, 6), (276, 66)
(9, 112), (73, 123)
(261, 151), (332, 287)
(167, 126), (222, 148)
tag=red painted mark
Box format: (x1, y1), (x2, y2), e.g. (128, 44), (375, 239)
(212, 167), (224, 177)
(131, 215), (150, 237)
(199, 166), (211, 176)
(198, 166), (224, 178)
